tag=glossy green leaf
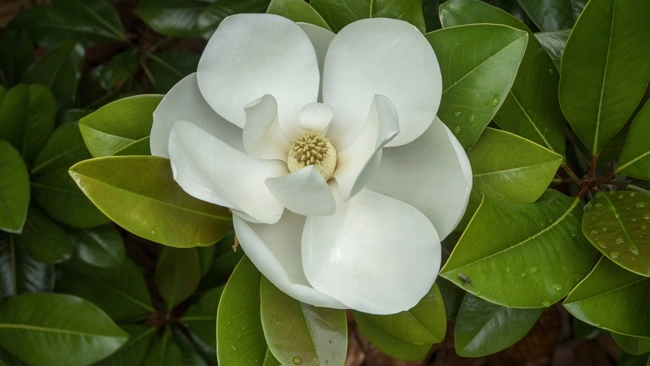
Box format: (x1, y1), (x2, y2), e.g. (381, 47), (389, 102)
(155, 247), (201, 309)
(618, 353), (650, 366)
(14, 207), (73, 264)
(612, 333), (650, 356)
(441, 190), (596, 308)
(67, 224), (125, 268)
(426, 24), (528, 149)
(149, 51), (200, 94)
(618, 100), (650, 180)
(58, 109), (93, 126)
(182, 286), (223, 352)
(455, 293), (543, 357)
(9, 0), (124, 48)
(422, 0), (444, 31)
(0, 29), (34, 87)
(515, 0), (574, 31)
(198, 232), (243, 291)
(261, 278), (347, 366)
(21, 42), (84, 107)
(0, 346), (27, 366)
(438, 278), (465, 320)
(197, 245), (215, 278)
(32, 168), (110, 228)
(113, 137), (151, 156)
(582, 191), (650, 276)
(0, 84), (56, 162)
(79, 95), (162, 157)
(534, 29), (571, 69)
(353, 284), (445, 362)
(142, 330), (207, 366)
(78, 50), (140, 108)
(311, 0), (425, 33)
(57, 258), (154, 322)
(217, 257), (267, 365)
(0, 293), (128, 366)
(0, 233), (54, 297)
(0, 141), (29, 233)
(559, 0), (650, 155)
(564, 257), (650, 337)
(199, 0), (272, 38)
(94, 325), (155, 366)
(267, 0), (332, 30)
(31, 123), (92, 175)
(439, 0), (566, 155)
(69, 156), (232, 247)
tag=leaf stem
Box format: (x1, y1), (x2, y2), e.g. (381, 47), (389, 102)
(562, 163), (582, 185)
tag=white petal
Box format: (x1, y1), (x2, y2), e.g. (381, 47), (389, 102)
(243, 95), (290, 161)
(298, 23), (335, 102)
(168, 120), (286, 224)
(302, 187), (440, 315)
(333, 95), (399, 200)
(322, 18), (442, 149)
(151, 73), (243, 157)
(298, 102), (334, 133)
(265, 166), (335, 216)
(367, 117), (472, 240)
(234, 212), (346, 309)
(197, 14), (319, 140)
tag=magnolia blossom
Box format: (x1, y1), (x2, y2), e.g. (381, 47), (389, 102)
(150, 14), (472, 315)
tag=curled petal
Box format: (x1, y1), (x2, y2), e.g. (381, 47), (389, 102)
(298, 102), (334, 133)
(298, 23), (335, 102)
(234, 212), (346, 309)
(367, 117), (472, 240)
(323, 18), (442, 149)
(168, 121), (286, 224)
(302, 187), (440, 315)
(197, 14), (319, 139)
(243, 95), (290, 161)
(265, 166), (336, 217)
(151, 73), (243, 157)
(333, 95), (399, 200)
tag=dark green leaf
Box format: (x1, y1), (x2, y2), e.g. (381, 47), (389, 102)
(0, 141), (29, 233)
(515, 0), (574, 31)
(261, 278), (347, 366)
(618, 352), (650, 366)
(0, 232), (54, 297)
(441, 190), (596, 308)
(182, 286), (223, 352)
(422, 0), (444, 32)
(353, 285), (445, 362)
(14, 206), (73, 264)
(0, 29), (34, 87)
(426, 24), (528, 149)
(197, 245), (215, 278)
(154, 247), (201, 309)
(455, 293), (543, 357)
(142, 329), (207, 366)
(198, 0), (272, 38)
(572, 318), (601, 340)
(0, 346), (27, 366)
(57, 109), (93, 126)
(134, 0), (209, 38)
(439, 0), (566, 155)
(79, 95), (162, 157)
(311, 0), (425, 33)
(78, 50), (140, 108)
(113, 137), (151, 156)
(52, 0), (125, 41)
(0, 84), (56, 162)
(0, 293), (128, 366)
(67, 224), (125, 268)
(31, 123), (92, 175)
(612, 332), (650, 356)
(617, 100), (650, 180)
(94, 325), (155, 366)
(534, 29), (571, 69)
(69, 156), (232, 247)
(149, 51), (200, 94)
(437, 278), (465, 320)
(267, 0), (332, 30)
(559, 0), (650, 155)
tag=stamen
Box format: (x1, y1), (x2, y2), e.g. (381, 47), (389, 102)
(287, 131), (337, 180)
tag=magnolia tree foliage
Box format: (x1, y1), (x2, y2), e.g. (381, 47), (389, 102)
(0, 0), (650, 365)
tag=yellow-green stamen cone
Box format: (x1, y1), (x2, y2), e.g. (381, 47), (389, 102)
(287, 131), (337, 180)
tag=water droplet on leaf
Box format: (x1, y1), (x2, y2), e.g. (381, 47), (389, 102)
(293, 356), (302, 365)
(454, 125), (462, 135)
(610, 251), (620, 259)
(506, 267), (511, 272)
(548, 69), (554, 74)
(615, 237), (624, 245)
(490, 95), (500, 106)
(542, 300), (551, 307)
(630, 192), (637, 197)
(453, 110), (461, 118)
(595, 203), (602, 208)
(520, 271), (526, 277)
(637, 202), (648, 209)
(597, 241), (607, 248)
(553, 284), (563, 291)
(590, 230), (599, 235)
(466, 113), (475, 124)
(628, 245), (640, 255)
(476, 290), (481, 295)
(644, 213), (650, 220)
(530, 266), (539, 274)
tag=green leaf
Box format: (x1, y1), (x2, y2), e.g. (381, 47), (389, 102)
(31, 123), (92, 175)
(558, 0), (650, 155)
(0, 293), (128, 366)
(32, 168), (110, 228)
(94, 325), (155, 366)
(142, 329), (207, 366)
(67, 224), (125, 268)
(69, 156), (232, 247)
(267, 0), (332, 31)
(353, 284), (445, 362)
(455, 293), (543, 357)
(78, 50), (140, 108)
(439, 0), (566, 155)
(57, 258), (154, 322)
(217, 256), (267, 365)
(441, 190), (596, 308)
(149, 51), (200, 94)
(612, 332), (650, 356)
(9, 0), (125, 48)
(426, 24), (528, 149)
(582, 191), (650, 276)
(564, 257), (650, 337)
(182, 286), (223, 352)
(311, 0), (425, 33)
(155, 247), (201, 309)
(0, 232), (54, 297)
(0, 346), (27, 366)
(14, 207), (73, 264)
(617, 100), (650, 180)
(199, 0), (272, 38)
(515, 0), (575, 31)
(0, 29), (34, 87)
(113, 137), (151, 156)
(422, 0), (444, 32)
(261, 278), (347, 366)
(0, 84), (56, 162)
(0, 141), (29, 233)
(437, 278), (465, 320)
(197, 245), (215, 278)
(21, 42), (84, 107)
(534, 29), (571, 69)
(79, 95), (162, 157)
(618, 353), (650, 366)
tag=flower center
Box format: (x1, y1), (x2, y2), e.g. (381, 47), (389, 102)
(287, 131), (337, 180)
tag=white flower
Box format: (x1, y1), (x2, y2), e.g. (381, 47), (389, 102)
(150, 14), (472, 315)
